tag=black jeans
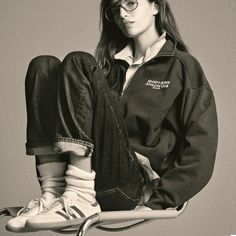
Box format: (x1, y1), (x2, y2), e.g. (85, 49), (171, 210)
(25, 51), (145, 211)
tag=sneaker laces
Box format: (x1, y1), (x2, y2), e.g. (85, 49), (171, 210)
(17, 198), (46, 216)
(44, 197), (75, 217)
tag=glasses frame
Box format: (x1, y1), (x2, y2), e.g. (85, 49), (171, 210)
(105, 0), (139, 22)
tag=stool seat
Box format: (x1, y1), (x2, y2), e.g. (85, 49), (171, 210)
(0, 202), (188, 236)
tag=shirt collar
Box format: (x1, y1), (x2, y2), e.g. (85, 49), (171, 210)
(114, 31), (166, 65)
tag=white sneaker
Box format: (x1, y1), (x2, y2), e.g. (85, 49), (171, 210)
(6, 198), (49, 232)
(26, 195), (101, 230)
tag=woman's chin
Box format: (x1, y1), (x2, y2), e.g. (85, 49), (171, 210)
(122, 30), (137, 39)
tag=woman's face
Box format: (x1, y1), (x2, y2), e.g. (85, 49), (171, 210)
(109, 0), (158, 39)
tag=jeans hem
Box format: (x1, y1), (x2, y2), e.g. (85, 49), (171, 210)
(26, 137), (93, 157)
(26, 144), (56, 156)
(53, 137), (93, 157)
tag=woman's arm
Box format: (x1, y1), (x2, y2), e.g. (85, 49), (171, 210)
(145, 61), (218, 210)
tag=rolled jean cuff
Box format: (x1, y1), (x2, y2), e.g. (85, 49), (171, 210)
(26, 143), (56, 156)
(53, 137), (93, 157)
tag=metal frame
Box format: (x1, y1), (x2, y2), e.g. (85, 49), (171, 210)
(0, 202), (188, 236)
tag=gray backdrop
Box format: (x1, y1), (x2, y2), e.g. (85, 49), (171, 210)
(0, 1), (235, 236)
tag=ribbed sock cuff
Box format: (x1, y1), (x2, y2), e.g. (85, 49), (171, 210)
(65, 164), (95, 180)
(64, 164), (96, 203)
(37, 162), (67, 197)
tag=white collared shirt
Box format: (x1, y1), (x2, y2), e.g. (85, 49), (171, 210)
(114, 32), (166, 93)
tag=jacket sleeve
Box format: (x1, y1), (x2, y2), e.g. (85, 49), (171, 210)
(145, 82), (218, 210)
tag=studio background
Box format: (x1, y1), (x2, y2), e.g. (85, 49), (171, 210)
(0, 1), (235, 235)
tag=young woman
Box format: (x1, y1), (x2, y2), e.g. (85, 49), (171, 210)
(6, 0), (218, 232)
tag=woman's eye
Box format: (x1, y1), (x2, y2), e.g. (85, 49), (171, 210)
(126, 1), (136, 8)
(128, 2), (135, 5)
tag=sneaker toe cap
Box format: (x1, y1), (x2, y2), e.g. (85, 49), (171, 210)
(6, 217), (28, 232)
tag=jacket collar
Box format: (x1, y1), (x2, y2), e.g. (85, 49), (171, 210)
(114, 32), (177, 66)
(156, 32), (177, 57)
(114, 31), (167, 65)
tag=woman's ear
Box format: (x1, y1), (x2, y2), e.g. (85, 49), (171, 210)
(153, 3), (159, 15)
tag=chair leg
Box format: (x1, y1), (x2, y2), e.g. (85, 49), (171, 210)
(77, 214), (100, 236)
(0, 208), (10, 219)
(0, 207), (22, 219)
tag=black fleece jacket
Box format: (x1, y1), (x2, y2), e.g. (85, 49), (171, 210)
(109, 36), (218, 209)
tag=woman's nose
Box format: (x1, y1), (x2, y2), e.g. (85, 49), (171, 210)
(119, 7), (128, 19)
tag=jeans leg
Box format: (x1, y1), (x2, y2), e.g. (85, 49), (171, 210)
(54, 52), (145, 210)
(25, 55), (61, 155)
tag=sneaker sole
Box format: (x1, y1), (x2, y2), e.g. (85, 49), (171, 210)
(6, 224), (39, 233)
(25, 217), (86, 230)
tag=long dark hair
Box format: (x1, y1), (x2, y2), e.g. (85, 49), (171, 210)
(95, 0), (189, 79)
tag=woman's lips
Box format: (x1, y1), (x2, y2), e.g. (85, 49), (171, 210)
(123, 21), (135, 27)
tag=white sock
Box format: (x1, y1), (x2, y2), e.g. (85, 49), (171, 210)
(37, 162), (67, 200)
(63, 164), (97, 204)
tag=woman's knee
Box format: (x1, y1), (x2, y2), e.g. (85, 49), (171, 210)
(62, 51), (97, 72)
(27, 55), (61, 75)
(25, 55), (61, 94)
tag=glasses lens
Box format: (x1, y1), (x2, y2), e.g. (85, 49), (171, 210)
(122, 0), (138, 11)
(105, 0), (138, 22)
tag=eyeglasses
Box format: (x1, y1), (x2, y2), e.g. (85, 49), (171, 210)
(105, 0), (139, 22)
